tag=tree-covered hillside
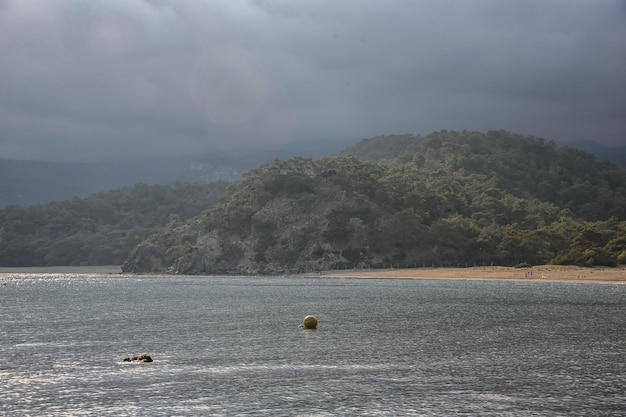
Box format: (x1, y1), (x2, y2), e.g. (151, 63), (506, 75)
(344, 130), (626, 220)
(0, 181), (228, 266)
(123, 131), (626, 274)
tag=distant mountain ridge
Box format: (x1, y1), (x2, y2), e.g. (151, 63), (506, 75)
(0, 158), (241, 208)
(0, 140), (350, 207)
(563, 139), (626, 168)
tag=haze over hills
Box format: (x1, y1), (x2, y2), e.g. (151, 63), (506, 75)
(0, 158), (238, 208)
(1, 136), (623, 208)
(562, 140), (626, 169)
(0, 140), (350, 207)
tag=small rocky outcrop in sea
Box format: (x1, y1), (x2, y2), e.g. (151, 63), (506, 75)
(123, 354), (153, 363)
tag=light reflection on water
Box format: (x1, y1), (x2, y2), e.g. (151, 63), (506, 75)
(1, 275), (625, 416)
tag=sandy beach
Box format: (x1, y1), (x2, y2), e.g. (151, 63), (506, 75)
(1, 264), (625, 284)
(323, 265), (626, 284)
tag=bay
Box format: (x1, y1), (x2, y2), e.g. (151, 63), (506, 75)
(1, 274), (625, 416)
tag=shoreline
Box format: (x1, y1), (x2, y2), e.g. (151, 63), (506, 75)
(1, 265), (625, 284)
(321, 265), (626, 284)
(0, 265), (122, 274)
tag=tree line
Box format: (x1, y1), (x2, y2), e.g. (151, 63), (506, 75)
(0, 181), (228, 266)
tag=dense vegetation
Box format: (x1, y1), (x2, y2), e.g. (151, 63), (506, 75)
(124, 131), (626, 274)
(0, 181), (228, 266)
(343, 130), (626, 221)
(4, 130), (626, 271)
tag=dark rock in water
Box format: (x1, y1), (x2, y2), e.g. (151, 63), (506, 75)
(123, 354), (153, 363)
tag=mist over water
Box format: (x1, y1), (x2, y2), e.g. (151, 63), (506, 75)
(1, 274), (624, 416)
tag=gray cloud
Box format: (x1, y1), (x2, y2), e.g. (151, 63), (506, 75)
(1, 0), (625, 162)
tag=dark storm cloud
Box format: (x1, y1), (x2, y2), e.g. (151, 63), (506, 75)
(1, 0), (624, 162)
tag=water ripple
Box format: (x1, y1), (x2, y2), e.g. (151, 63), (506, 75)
(1, 274), (625, 416)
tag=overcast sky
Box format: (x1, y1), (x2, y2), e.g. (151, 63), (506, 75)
(1, 0), (625, 162)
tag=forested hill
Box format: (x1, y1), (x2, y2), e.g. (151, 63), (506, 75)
(343, 130), (626, 221)
(123, 130), (626, 275)
(0, 181), (228, 266)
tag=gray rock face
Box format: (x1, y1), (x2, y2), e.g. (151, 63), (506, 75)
(122, 198), (370, 275)
(122, 157), (386, 275)
(122, 210), (345, 275)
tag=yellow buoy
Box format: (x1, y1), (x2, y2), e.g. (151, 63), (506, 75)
(303, 315), (317, 329)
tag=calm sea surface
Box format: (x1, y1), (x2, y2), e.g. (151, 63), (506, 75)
(1, 274), (624, 416)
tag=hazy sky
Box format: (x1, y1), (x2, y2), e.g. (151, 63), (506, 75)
(1, 0), (625, 162)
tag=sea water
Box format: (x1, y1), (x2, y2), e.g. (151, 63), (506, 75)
(0, 274), (624, 416)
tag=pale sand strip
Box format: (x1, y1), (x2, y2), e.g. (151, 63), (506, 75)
(0, 265), (122, 274)
(322, 265), (626, 284)
(1, 265), (625, 284)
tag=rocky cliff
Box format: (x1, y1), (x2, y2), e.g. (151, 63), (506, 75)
(122, 156), (385, 274)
